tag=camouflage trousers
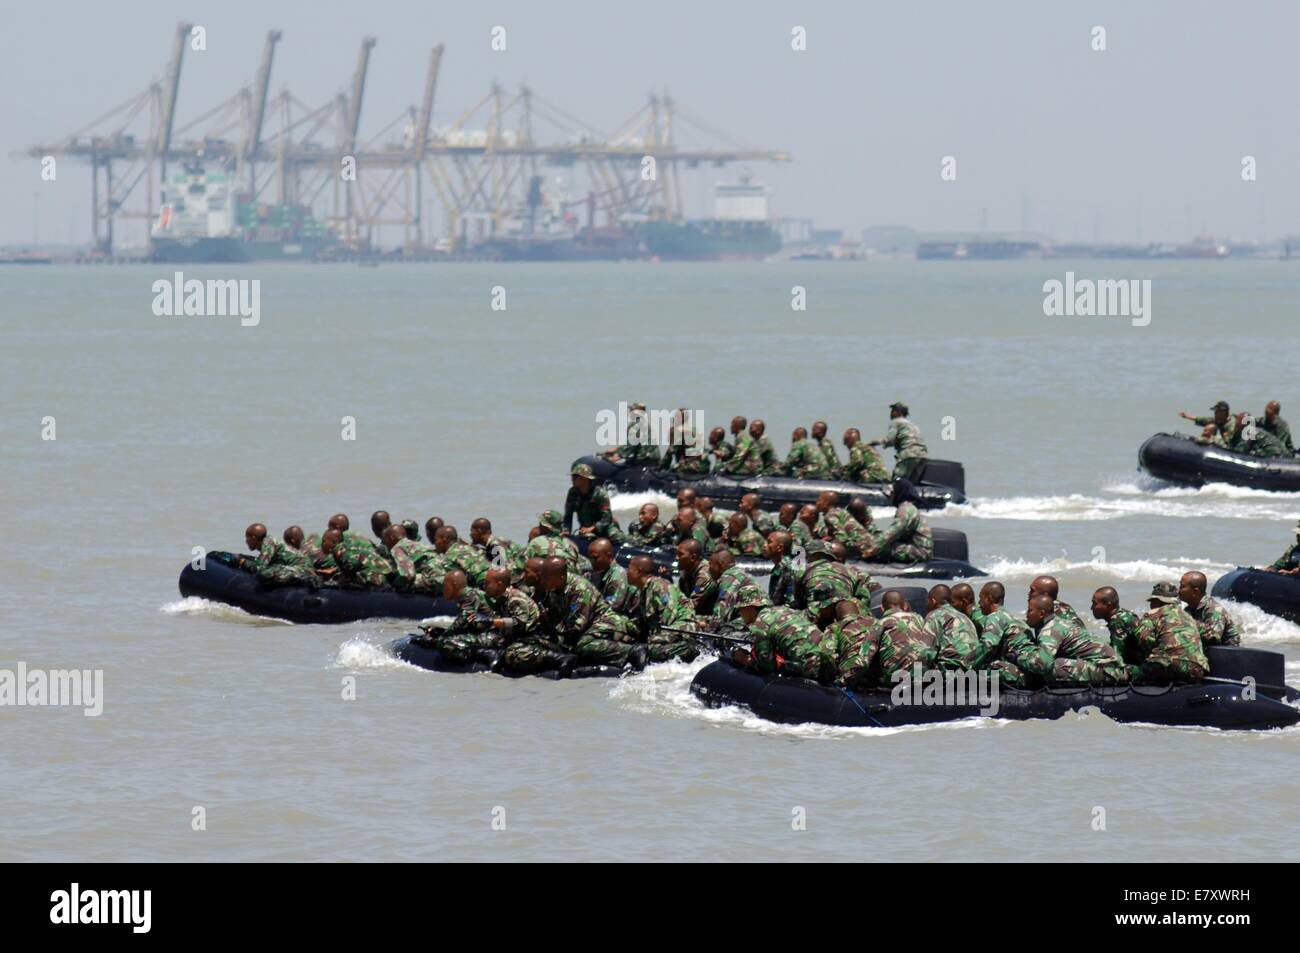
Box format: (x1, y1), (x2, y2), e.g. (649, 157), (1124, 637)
(877, 542), (929, 564)
(1136, 657), (1208, 682)
(256, 566), (315, 586)
(433, 631), (505, 662)
(988, 659), (1030, 689)
(503, 637), (570, 672)
(573, 633), (634, 666)
(1051, 658), (1131, 685)
(647, 631), (694, 662)
(893, 457), (926, 483)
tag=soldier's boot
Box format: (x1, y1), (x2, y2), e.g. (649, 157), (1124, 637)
(626, 645), (649, 672)
(536, 647), (578, 677)
(473, 647), (504, 672)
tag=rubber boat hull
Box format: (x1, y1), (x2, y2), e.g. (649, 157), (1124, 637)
(389, 635), (622, 679)
(689, 647), (1300, 731)
(578, 455), (966, 510)
(177, 551), (456, 624)
(607, 527), (984, 581)
(1211, 567), (1300, 623)
(1138, 432), (1300, 491)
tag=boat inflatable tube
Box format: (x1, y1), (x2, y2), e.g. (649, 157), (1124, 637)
(1138, 432), (1300, 491)
(389, 634), (622, 679)
(690, 651), (1300, 731)
(578, 455), (966, 510)
(178, 551), (457, 624)
(1211, 567), (1300, 624)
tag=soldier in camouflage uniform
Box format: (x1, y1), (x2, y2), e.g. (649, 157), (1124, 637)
(764, 531), (799, 608)
(524, 510), (588, 572)
(370, 511), (393, 556)
(749, 419), (779, 475)
(1265, 520), (1300, 575)
(721, 512), (765, 557)
(1179, 571), (1241, 647)
(625, 556), (699, 662)
(718, 416), (756, 474)
(327, 514), (380, 555)
(622, 503), (670, 547)
(587, 538), (638, 617)
(814, 491), (875, 557)
(1004, 594), (1130, 686)
(696, 498), (728, 541)
(704, 549), (756, 627)
(924, 585), (981, 671)
(838, 589), (935, 689)
(1260, 401), (1295, 454)
(784, 427), (833, 478)
(1027, 575), (1087, 637)
(865, 480), (934, 563)
(973, 581), (1029, 669)
(660, 407), (710, 473)
(1090, 586), (1144, 667)
(869, 402), (929, 483)
(1181, 400), (1239, 449)
(842, 428), (891, 484)
(811, 421), (841, 477)
(242, 523), (315, 585)
(737, 493), (777, 535)
(706, 426), (734, 469)
(283, 525), (307, 553)
(735, 594), (834, 681)
(1131, 582), (1209, 681)
(427, 570), (495, 663)
(602, 402), (660, 465)
(798, 541), (862, 615)
(301, 531), (338, 571)
(537, 558), (646, 670)
(564, 462), (615, 538)
(469, 518), (522, 577)
(665, 506), (713, 555)
(386, 524), (447, 593)
(433, 526), (492, 587)
(676, 539), (711, 610)
(323, 528), (394, 588)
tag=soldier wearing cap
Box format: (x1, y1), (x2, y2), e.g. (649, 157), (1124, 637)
(1130, 581), (1208, 681)
(563, 461), (614, 538)
(1180, 400), (1239, 449)
(797, 540), (862, 616)
(732, 588), (834, 681)
(868, 402), (929, 483)
(400, 519), (421, 541)
(1265, 521), (1300, 575)
(524, 510), (588, 572)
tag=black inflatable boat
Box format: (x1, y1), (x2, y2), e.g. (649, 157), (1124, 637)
(609, 527), (984, 580)
(690, 646), (1299, 731)
(1138, 432), (1300, 491)
(388, 634), (623, 679)
(1211, 567), (1300, 623)
(177, 551), (456, 624)
(579, 455), (966, 510)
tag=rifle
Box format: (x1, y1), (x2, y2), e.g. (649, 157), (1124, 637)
(657, 624), (752, 647)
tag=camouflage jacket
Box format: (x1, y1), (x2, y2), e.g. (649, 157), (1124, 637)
(816, 436), (841, 475)
(1272, 542), (1300, 570)
(563, 485), (614, 536)
(880, 417), (928, 460)
(539, 574), (616, 640)
(874, 502), (932, 559)
(800, 560), (861, 611)
(710, 565), (755, 625)
(1261, 414), (1294, 453)
(769, 556), (799, 607)
(253, 537), (313, 578)
(442, 540), (491, 586)
(925, 604), (981, 670)
(591, 562), (637, 617)
(1186, 596), (1241, 647)
(624, 519), (669, 547)
(524, 532), (588, 573)
(784, 438), (833, 478)
(633, 575), (698, 636)
(301, 533), (338, 571)
(484, 586), (540, 637)
(724, 527), (766, 557)
(844, 443), (891, 483)
(1104, 607), (1145, 666)
(478, 535), (522, 574)
(390, 538), (445, 586)
(747, 606), (832, 679)
(333, 535), (395, 587)
(1053, 600), (1088, 636)
(1134, 603), (1209, 676)
(1006, 616), (1127, 682)
(719, 432), (758, 474)
(973, 606), (1027, 667)
(1192, 414), (1239, 448)
(450, 586), (490, 631)
(753, 436), (779, 474)
(820, 507), (874, 554)
(870, 609), (935, 683)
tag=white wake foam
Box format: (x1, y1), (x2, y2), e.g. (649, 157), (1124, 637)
(333, 636), (415, 671)
(1216, 600), (1300, 645)
(980, 555), (1237, 584)
(949, 492), (1300, 522)
(159, 596), (292, 626)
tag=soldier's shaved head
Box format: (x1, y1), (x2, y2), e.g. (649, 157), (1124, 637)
(371, 511), (391, 536)
(749, 419), (766, 438)
(816, 490), (839, 512)
(442, 569), (468, 600)
(1266, 400), (1281, 418)
(639, 502), (660, 523)
(812, 421), (828, 440)
(382, 524), (405, 547)
(1029, 575), (1060, 599)
(434, 526), (458, 552)
(708, 426), (726, 446)
(730, 416), (747, 434)
(424, 516), (444, 543)
(765, 530), (791, 562)
(245, 523), (268, 548)
(1091, 586), (1120, 621)
(676, 487), (697, 508)
(846, 497), (870, 527)
(727, 512), (748, 534)
(709, 548), (735, 580)
(697, 497), (715, 515)
(779, 503), (798, 526)
(328, 513), (350, 532)
(1027, 593), (1056, 628)
(676, 506), (698, 529)
(740, 492), (761, 512)
(540, 557), (568, 590)
(322, 528), (342, 553)
(843, 427), (860, 447)
(927, 584), (952, 610)
(835, 598), (860, 619)
(676, 539), (703, 575)
(978, 581), (1005, 616)
(523, 557), (545, 590)
(1179, 571), (1209, 609)
(881, 589), (907, 611)
(484, 568), (511, 597)
(627, 555), (656, 586)
(792, 426), (807, 441)
(829, 541), (848, 563)
(471, 517), (492, 533)
(283, 525), (304, 548)
(950, 583), (976, 616)
(798, 504), (818, 528)
(588, 537), (616, 572)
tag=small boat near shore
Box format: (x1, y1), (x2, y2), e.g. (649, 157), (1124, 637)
(1138, 432), (1300, 491)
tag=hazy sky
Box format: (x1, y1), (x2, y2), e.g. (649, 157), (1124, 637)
(1, 0), (1295, 247)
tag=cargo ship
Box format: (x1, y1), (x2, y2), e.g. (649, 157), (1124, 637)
(638, 175), (781, 260)
(150, 162), (335, 262)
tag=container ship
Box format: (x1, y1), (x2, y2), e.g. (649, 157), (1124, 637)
(638, 175), (781, 260)
(150, 162), (335, 262)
